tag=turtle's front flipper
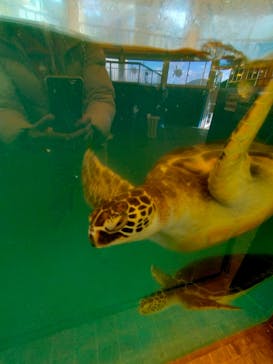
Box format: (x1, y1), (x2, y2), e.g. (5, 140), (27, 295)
(151, 265), (178, 289)
(82, 149), (134, 208)
(177, 289), (241, 310)
(209, 79), (273, 205)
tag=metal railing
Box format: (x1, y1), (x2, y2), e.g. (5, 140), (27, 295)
(106, 61), (162, 86)
(227, 65), (273, 86)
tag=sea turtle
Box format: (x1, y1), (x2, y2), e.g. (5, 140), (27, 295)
(139, 258), (240, 314)
(139, 254), (273, 314)
(82, 79), (273, 251)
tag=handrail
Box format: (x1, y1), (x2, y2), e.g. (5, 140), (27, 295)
(106, 60), (162, 86)
(108, 61), (162, 76)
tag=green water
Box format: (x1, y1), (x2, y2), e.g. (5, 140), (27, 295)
(0, 129), (209, 343)
(1, 122), (273, 363)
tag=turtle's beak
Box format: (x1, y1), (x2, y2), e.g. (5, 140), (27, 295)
(88, 213), (101, 247)
(88, 212), (128, 248)
(88, 226), (99, 247)
(89, 225), (126, 248)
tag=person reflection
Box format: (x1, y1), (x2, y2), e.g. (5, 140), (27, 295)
(0, 20), (115, 146)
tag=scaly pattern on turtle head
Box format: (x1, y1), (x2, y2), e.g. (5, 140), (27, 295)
(89, 188), (157, 247)
(139, 291), (168, 315)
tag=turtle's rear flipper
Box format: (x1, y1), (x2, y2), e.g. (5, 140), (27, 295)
(82, 149), (134, 208)
(209, 79), (273, 205)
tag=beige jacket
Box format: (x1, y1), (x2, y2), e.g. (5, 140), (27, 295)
(0, 21), (115, 143)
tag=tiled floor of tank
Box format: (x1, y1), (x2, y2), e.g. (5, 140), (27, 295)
(0, 277), (272, 364)
(169, 316), (273, 364)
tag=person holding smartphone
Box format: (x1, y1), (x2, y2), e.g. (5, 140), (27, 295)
(0, 19), (116, 145)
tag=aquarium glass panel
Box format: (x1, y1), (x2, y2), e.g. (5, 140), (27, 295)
(0, 1), (273, 364)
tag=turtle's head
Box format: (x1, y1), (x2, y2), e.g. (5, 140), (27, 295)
(139, 291), (168, 315)
(89, 189), (157, 247)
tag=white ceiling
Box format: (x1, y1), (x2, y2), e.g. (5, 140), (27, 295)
(1, 0), (273, 59)
(77, 0), (273, 59)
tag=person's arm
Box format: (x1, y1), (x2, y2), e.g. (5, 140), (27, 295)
(0, 63), (76, 144)
(81, 43), (116, 137)
(0, 64), (32, 143)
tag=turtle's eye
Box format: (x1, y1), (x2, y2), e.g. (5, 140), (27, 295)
(104, 213), (127, 232)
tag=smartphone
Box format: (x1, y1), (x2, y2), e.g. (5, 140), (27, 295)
(45, 76), (83, 132)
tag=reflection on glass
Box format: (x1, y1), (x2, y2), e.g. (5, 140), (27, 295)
(0, 19), (115, 144)
(167, 61), (211, 86)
